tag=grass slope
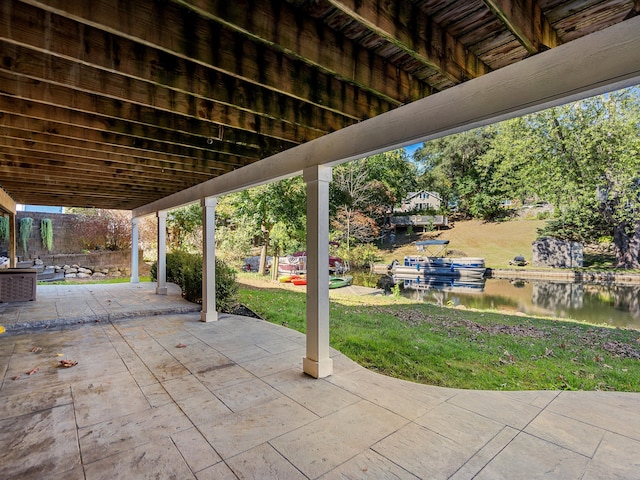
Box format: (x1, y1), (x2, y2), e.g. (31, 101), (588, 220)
(383, 219), (546, 268)
(238, 276), (640, 392)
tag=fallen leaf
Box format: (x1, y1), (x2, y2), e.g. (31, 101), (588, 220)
(176, 343), (187, 348)
(0, 325), (5, 335)
(58, 360), (78, 368)
(31, 346), (42, 353)
(27, 367), (39, 375)
(12, 375), (21, 381)
(57, 353), (64, 357)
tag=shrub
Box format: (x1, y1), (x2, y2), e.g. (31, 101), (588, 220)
(340, 243), (383, 271)
(151, 252), (238, 311)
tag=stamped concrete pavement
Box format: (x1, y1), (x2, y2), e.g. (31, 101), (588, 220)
(1, 285), (639, 479)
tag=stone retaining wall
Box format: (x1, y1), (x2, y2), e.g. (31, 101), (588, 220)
(487, 268), (640, 285)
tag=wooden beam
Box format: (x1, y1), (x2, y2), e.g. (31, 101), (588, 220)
(17, 0), (426, 108)
(0, 174), (190, 199)
(0, 50), (321, 146)
(170, 0), (429, 102)
(5, 187), (155, 210)
(0, 81), (293, 159)
(482, 0), (560, 54)
(0, 103), (283, 159)
(134, 15), (640, 217)
(0, 120), (259, 168)
(0, 186), (16, 214)
(0, 5), (361, 131)
(0, 144), (225, 181)
(326, 0), (492, 84)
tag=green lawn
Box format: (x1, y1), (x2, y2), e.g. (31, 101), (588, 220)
(238, 281), (640, 392)
(383, 219), (547, 268)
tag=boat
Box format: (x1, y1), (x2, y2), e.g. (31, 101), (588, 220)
(292, 277), (307, 286)
(279, 274), (303, 283)
(389, 240), (487, 279)
(329, 275), (353, 289)
(276, 250), (350, 276)
(396, 275), (486, 293)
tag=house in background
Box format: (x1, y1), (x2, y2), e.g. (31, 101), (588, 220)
(395, 191), (442, 213)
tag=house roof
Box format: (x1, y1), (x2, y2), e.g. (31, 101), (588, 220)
(405, 191), (442, 202)
(1, 1), (639, 211)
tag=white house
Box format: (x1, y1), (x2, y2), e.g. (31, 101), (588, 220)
(395, 191), (442, 213)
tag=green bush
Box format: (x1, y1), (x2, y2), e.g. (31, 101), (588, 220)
(338, 243), (383, 271)
(151, 252), (238, 311)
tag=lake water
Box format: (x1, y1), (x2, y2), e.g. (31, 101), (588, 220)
(395, 277), (640, 330)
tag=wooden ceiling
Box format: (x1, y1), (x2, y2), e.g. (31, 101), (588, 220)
(1, 0), (638, 210)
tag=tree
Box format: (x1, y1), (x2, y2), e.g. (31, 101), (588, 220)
(488, 87), (640, 267)
(363, 149), (418, 209)
(331, 159), (391, 250)
(414, 128), (497, 218)
(69, 208), (132, 251)
(224, 177), (307, 274)
(167, 204), (202, 252)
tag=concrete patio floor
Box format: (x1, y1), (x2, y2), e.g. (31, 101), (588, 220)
(1, 284), (639, 479)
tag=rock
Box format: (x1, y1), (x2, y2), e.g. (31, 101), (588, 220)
(65, 273), (77, 278)
(92, 272), (106, 278)
(34, 258), (44, 265)
(101, 268), (109, 275)
(77, 272), (91, 278)
(65, 267), (78, 274)
(78, 267), (92, 274)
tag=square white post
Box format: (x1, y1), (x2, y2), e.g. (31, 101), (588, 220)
(9, 212), (16, 268)
(201, 197), (218, 322)
(130, 217), (140, 283)
(156, 211), (168, 295)
(303, 165), (333, 378)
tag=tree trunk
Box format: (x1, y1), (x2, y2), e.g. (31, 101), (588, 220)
(613, 220), (640, 268)
(271, 246), (279, 281)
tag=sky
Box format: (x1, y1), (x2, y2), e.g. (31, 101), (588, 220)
(404, 143), (422, 157)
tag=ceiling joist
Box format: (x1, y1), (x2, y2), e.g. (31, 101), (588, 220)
(1, 0), (637, 210)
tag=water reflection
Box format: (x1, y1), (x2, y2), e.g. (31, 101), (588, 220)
(398, 276), (640, 330)
(532, 282), (583, 310)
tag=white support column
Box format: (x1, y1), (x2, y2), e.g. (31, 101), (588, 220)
(201, 197), (218, 322)
(130, 217), (140, 283)
(156, 211), (168, 295)
(303, 165), (333, 378)
(9, 212), (16, 268)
